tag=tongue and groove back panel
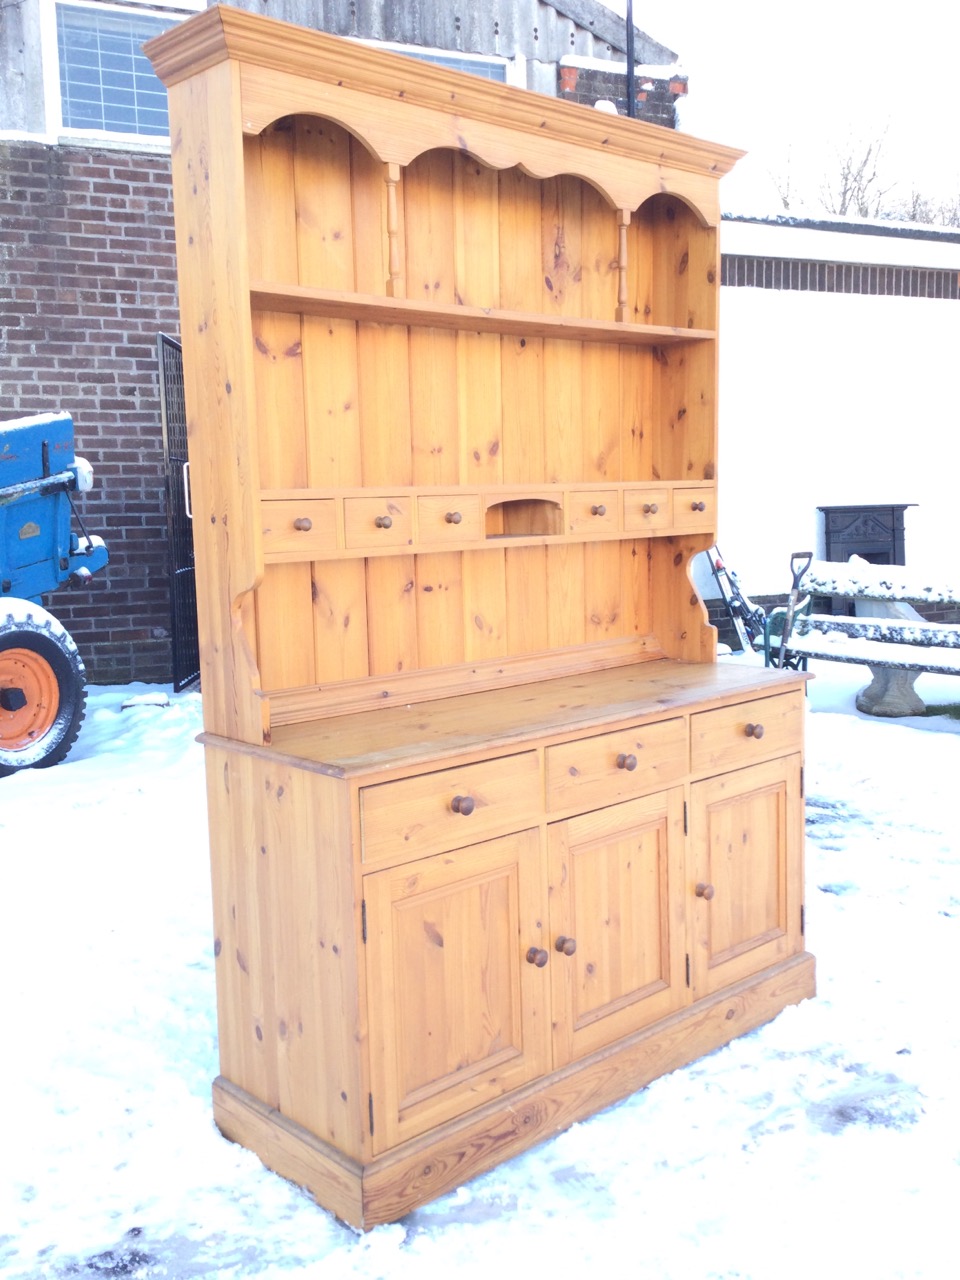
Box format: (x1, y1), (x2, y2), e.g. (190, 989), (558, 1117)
(146, 6), (743, 739)
(244, 117), (720, 712)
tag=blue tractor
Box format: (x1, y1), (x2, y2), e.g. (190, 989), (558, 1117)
(0, 413), (109, 776)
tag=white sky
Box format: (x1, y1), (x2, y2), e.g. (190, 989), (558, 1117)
(601, 1), (960, 216)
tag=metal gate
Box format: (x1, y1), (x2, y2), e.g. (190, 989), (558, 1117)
(157, 333), (200, 691)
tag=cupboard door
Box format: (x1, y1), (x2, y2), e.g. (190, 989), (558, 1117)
(688, 755), (804, 998)
(363, 829), (550, 1153)
(548, 790), (687, 1066)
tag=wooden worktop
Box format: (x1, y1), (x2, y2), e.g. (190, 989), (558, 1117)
(204, 660), (808, 777)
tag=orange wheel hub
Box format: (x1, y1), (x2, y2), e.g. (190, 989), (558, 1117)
(0, 647), (60, 751)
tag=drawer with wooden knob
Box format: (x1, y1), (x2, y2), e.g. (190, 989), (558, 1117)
(261, 498), (338, 561)
(690, 691), (804, 776)
(622, 487), (672, 532)
(566, 489), (618, 535)
(673, 486), (716, 530)
(360, 751), (541, 865)
(417, 494), (482, 544)
(343, 496), (413, 550)
(545, 717), (686, 812)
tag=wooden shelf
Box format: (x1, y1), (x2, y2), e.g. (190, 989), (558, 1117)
(250, 282), (715, 347)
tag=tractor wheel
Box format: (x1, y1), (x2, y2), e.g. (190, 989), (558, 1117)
(0, 602), (87, 777)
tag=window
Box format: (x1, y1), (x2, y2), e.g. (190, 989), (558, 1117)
(54, 2), (187, 138)
(402, 50), (507, 83)
(362, 38), (513, 85)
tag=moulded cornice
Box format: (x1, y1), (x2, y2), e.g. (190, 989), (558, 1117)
(145, 5), (743, 221)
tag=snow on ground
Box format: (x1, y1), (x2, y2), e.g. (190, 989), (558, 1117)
(1, 658), (958, 1279)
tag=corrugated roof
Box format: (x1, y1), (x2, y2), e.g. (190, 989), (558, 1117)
(238, 0), (676, 65)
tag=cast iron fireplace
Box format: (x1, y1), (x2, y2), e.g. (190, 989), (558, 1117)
(817, 503), (914, 614)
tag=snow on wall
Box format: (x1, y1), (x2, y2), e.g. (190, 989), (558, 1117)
(711, 219), (960, 598)
(801, 556), (960, 604)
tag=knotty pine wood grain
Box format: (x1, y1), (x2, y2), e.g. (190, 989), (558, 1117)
(264, 660), (807, 775)
(211, 954), (814, 1230)
(165, 64), (265, 743)
(364, 829), (550, 1153)
(206, 746), (365, 1155)
(689, 755), (805, 998)
(548, 788), (687, 1065)
(294, 118), (363, 490)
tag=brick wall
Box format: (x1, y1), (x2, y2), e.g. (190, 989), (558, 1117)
(557, 63), (686, 127)
(0, 140), (179, 683)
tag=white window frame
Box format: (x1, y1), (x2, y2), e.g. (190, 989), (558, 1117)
(39, 0), (204, 149)
(355, 37), (525, 90)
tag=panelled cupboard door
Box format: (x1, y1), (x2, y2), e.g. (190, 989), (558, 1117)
(688, 755), (804, 998)
(548, 789), (686, 1066)
(363, 830), (550, 1154)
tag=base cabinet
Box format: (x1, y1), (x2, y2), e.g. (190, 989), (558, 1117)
(205, 669), (813, 1229)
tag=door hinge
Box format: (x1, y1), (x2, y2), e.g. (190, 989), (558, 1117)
(368, 1092), (374, 1136)
(800, 765), (805, 797)
(361, 898), (367, 943)
(683, 800), (688, 835)
(685, 952), (691, 987)
(801, 903), (806, 936)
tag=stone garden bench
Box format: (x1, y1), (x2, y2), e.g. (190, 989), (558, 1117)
(768, 555), (960, 716)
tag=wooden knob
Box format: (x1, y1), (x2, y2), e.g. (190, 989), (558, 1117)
(616, 753), (638, 771)
(555, 936), (577, 956)
(526, 947), (549, 968)
(445, 511), (462, 524)
(591, 504), (606, 516)
(696, 882), (715, 900)
(643, 503), (659, 515)
(691, 501), (706, 512)
(745, 723), (765, 739)
(375, 515), (393, 529)
(292, 517), (313, 532)
(451, 794), (475, 816)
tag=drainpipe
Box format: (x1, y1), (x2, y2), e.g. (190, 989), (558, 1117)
(626, 0), (636, 117)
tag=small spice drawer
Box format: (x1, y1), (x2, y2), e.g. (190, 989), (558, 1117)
(545, 717), (687, 813)
(566, 489), (618, 535)
(344, 496), (413, 550)
(673, 486), (715, 530)
(623, 487), (672, 532)
(690, 691), (804, 776)
(261, 499), (338, 561)
(360, 751), (541, 865)
(417, 494), (482, 544)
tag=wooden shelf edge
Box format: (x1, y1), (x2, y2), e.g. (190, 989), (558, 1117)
(212, 952), (815, 1230)
(264, 638), (662, 727)
(250, 282), (715, 347)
